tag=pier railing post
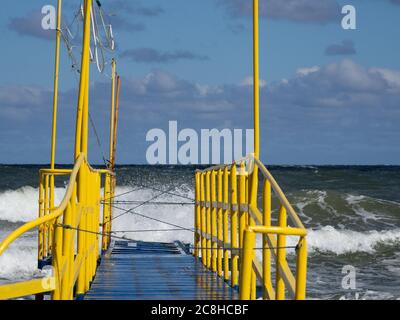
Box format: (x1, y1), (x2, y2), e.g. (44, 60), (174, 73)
(238, 162), (246, 252)
(276, 206), (287, 300)
(295, 237), (307, 300)
(262, 180), (272, 299)
(211, 170), (217, 272)
(200, 173), (206, 265)
(102, 173), (111, 251)
(230, 164), (238, 287)
(217, 169), (223, 277)
(194, 172), (201, 258)
(223, 167), (229, 281)
(239, 229), (256, 300)
(205, 171), (211, 269)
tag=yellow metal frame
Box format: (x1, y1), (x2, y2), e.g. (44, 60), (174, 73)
(194, 155), (308, 300)
(0, 0), (120, 300)
(0, 154), (113, 299)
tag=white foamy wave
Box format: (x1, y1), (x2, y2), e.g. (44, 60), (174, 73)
(0, 238), (39, 282)
(304, 226), (400, 254)
(345, 194), (382, 222)
(111, 185), (195, 244)
(0, 186), (66, 223)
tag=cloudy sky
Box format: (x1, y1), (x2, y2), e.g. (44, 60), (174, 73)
(0, 0), (399, 164)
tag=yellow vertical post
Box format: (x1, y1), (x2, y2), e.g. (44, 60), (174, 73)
(86, 172), (92, 282)
(205, 171), (211, 269)
(231, 164), (238, 287)
(101, 174), (110, 251)
(217, 169), (223, 277)
(248, 0), (260, 296)
(200, 173), (207, 266)
(239, 229), (256, 300)
(78, 168), (88, 294)
(48, 0), (62, 263)
(238, 162), (246, 249)
(210, 170), (217, 272)
(276, 205), (287, 300)
(253, 0), (260, 159)
(38, 174), (44, 260)
(50, 0), (62, 170)
(61, 202), (72, 299)
(48, 0), (62, 223)
(223, 167), (229, 281)
(247, 167), (256, 299)
(295, 237), (307, 300)
(94, 173), (100, 263)
(109, 175), (115, 241)
(76, 0), (92, 296)
(44, 175), (49, 256)
(93, 174), (98, 278)
(194, 172), (201, 258)
(81, 62), (90, 156)
(51, 214), (63, 300)
(109, 59), (116, 167)
(74, 0), (92, 159)
(112, 76), (121, 170)
(262, 180), (272, 299)
(103, 61), (117, 250)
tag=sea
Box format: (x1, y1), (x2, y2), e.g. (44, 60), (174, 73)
(0, 164), (400, 300)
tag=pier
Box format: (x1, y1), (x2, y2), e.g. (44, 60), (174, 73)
(85, 241), (238, 300)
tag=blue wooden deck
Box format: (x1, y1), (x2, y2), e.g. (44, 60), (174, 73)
(85, 241), (239, 300)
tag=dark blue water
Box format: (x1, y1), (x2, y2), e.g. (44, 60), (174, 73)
(0, 165), (400, 299)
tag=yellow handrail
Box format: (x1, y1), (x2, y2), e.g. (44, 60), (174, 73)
(0, 153), (115, 300)
(194, 154), (308, 300)
(0, 154), (84, 256)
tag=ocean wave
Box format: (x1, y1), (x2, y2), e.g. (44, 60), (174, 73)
(304, 226), (400, 254)
(0, 186), (66, 223)
(1, 185), (400, 260)
(0, 238), (39, 282)
(290, 189), (400, 231)
(111, 185), (195, 244)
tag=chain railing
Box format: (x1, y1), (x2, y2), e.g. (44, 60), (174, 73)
(194, 154), (308, 300)
(0, 154), (114, 300)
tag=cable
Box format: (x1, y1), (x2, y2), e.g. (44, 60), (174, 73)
(189, 245), (299, 251)
(105, 200), (194, 206)
(102, 187), (144, 202)
(112, 228), (192, 233)
(108, 186), (176, 222)
(128, 183), (195, 202)
(60, 1), (116, 77)
(110, 203), (195, 232)
(89, 112), (108, 166)
(55, 223), (299, 251)
(55, 223), (134, 241)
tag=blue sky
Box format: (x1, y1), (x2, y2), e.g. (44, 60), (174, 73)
(0, 0), (400, 164)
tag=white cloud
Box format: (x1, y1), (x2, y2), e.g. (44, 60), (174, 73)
(1, 60), (400, 164)
(296, 66), (320, 76)
(241, 76), (267, 87)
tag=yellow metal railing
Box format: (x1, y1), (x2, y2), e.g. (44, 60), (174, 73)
(194, 154), (308, 300)
(0, 154), (115, 300)
(0, 0), (119, 301)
